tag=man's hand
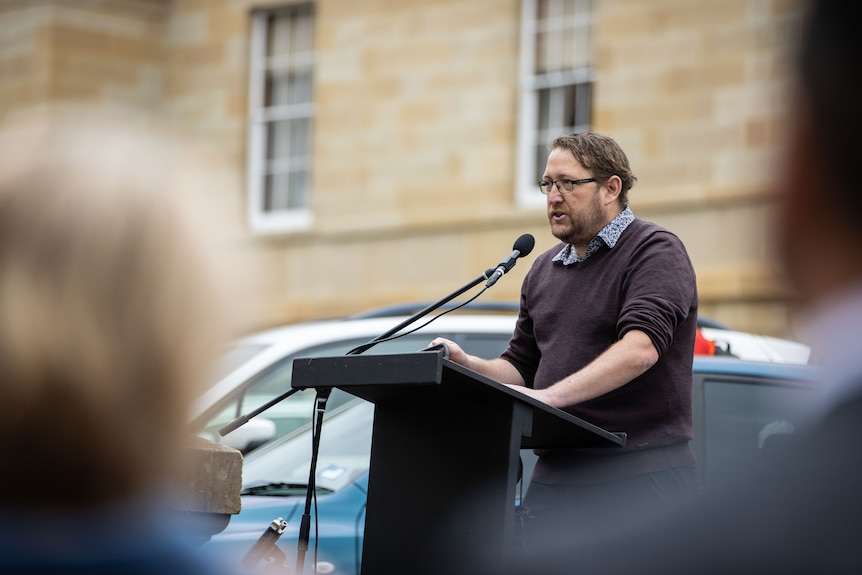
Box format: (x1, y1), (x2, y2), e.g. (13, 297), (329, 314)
(429, 337), (469, 365)
(427, 337), (526, 387)
(511, 329), (659, 409)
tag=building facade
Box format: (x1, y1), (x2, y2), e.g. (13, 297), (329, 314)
(0, 0), (803, 336)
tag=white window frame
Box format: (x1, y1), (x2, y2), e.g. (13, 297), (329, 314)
(247, 5), (315, 234)
(516, 0), (594, 208)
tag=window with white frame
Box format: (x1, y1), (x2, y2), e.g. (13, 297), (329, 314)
(516, 0), (593, 207)
(247, 4), (315, 233)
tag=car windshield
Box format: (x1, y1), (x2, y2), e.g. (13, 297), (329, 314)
(242, 399), (375, 494)
(212, 342), (269, 381)
(195, 332), (466, 449)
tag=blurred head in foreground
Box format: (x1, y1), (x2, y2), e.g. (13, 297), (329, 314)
(0, 109), (233, 510)
(776, 0), (862, 310)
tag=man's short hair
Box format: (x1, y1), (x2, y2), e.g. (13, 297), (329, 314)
(550, 132), (637, 206)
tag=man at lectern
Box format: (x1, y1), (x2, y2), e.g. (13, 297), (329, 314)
(431, 131), (698, 548)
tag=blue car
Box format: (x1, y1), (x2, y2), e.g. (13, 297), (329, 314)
(202, 356), (821, 574)
(204, 396), (372, 574)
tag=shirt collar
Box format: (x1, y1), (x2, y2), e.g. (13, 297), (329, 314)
(552, 206), (635, 265)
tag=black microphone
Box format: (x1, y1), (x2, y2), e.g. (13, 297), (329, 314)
(242, 517), (288, 570)
(485, 233), (535, 287)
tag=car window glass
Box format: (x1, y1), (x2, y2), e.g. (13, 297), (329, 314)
(456, 333), (510, 359)
(703, 378), (814, 488)
(243, 400), (375, 493)
(212, 343), (268, 381)
(197, 333), (445, 450)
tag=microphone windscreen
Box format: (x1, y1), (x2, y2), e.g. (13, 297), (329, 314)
(513, 234), (535, 257)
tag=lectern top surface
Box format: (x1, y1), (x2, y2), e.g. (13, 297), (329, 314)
(292, 351), (626, 449)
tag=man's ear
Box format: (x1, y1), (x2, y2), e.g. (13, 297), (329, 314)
(603, 174), (623, 205)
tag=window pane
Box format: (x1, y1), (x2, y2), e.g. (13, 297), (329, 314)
(562, 84), (577, 129)
(251, 4), (315, 225)
(571, 25), (591, 69)
(267, 6), (313, 57)
(574, 0), (591, 15)
(264, 172), (290, 211)
(265, 69), (312, 108)
(267, 13), (292, 57)
(263, 170), (309, 212)
(535, 30), (550, 75)
(536, 0), (550, 20)
(287, 170), (309, 209)
(267, 120), (290, 160)
(536, 83), (591, 142)
(291, 7), (314, 53)
(289, 69), (313, 105)
(538, 88), (552, 131)
(535, 143), (548, 180)
(264, 70), (289, 108)
(575, 82), (592, 127)
(266, 119), (310, 161)
(290, 117), (310, 157)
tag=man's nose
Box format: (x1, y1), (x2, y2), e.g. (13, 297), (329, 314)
(547, 184), (565, 201)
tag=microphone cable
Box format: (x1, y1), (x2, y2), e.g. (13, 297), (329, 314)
(344, 285), (489, 355)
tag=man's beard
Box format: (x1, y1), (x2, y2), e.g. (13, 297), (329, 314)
(550, 189), (606, 246)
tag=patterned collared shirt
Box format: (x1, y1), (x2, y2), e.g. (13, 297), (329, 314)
(552, 206), (635, 265)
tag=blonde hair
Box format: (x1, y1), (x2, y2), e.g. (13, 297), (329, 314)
(0, 110), (231, 507)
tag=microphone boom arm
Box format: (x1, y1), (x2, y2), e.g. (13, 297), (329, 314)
(345, 270), (493, 356)
(348, 233), (534, 355)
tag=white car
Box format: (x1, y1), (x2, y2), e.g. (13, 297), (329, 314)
(700, 325), (810, 364)
(191, 306), (810, 453)
(191, 312), (518, 453)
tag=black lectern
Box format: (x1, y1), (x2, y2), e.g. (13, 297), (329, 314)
(292, 351), (626, 575)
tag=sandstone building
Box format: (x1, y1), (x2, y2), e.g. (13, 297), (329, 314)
(0, 0), (802, 336)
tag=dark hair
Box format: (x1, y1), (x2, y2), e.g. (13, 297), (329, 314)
(550, 132), (637, 206)
(798, 1), (862, 211)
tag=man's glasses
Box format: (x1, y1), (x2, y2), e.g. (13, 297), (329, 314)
(538, 178), (597, 195)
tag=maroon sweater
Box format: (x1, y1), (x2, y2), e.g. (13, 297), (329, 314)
(502, 218), (698, 485)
